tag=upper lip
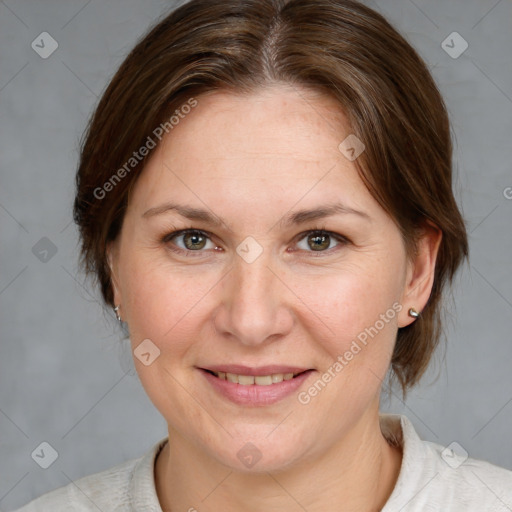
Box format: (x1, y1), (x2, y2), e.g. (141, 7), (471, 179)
(200, 365), (312, 376)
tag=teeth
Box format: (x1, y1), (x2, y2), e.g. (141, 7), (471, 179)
(213, 371), (301, 385)
(238, 375), (255, 385)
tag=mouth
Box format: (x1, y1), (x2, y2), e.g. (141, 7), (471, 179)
(202, 368), (310, 385)
(198, 366), (315, 406)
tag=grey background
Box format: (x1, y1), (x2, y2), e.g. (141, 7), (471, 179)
(1, 0), (511, 509)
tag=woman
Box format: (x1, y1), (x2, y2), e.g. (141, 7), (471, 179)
(14, 0), (512, 510)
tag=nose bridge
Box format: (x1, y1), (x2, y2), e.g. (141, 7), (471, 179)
(233, 234), (275, 298)
(217, 244), (290, 346)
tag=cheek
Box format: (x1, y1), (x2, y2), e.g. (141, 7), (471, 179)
(294, 265), (401, 422)
(300, 260), (402, 358)
(119, 256), (212, 422)
(297, 270), (401, 414)
(120, 252), (232, 366)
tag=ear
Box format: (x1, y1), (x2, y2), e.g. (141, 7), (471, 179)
(106, 241), (122, 306)
(398, 220), (442, 328)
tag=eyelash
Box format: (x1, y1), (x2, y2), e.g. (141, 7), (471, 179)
(161, 228), (349, 258)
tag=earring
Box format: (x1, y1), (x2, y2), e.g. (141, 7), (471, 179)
(114, 305), (122, 322)
(408, 307), (420, 318)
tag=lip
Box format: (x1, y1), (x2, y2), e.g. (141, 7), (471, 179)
(198, 367), (315, 406)
(202, 364), (310, 376)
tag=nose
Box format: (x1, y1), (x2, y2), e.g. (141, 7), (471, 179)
(213, 248), (294, 347)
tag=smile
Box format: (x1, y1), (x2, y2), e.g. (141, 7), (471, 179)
(199, 367), (315, 406)
(207, 370), (304, 385)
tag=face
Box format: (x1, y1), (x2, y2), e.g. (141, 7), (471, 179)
(109, 85), (426, 472)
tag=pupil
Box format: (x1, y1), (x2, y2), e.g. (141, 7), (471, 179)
(310, 234), (329, 251)
(186, 232), (205, 250)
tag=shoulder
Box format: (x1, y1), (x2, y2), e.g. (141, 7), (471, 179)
(421, 437), (512, 509)
(11, 438), (167, 512)
(381, 414), (512, 511)
(11, 458), (137, 512)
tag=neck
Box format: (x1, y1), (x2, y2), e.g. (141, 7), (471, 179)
(155, 407), (402, 512)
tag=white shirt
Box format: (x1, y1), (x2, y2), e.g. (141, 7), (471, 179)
(12, 414), (512, 511)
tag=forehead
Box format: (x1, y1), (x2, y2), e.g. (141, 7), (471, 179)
(179, 85), (351, 156)
(127, 85), (378, 221)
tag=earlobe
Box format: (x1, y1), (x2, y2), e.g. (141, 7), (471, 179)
(107, 244), (124, 323)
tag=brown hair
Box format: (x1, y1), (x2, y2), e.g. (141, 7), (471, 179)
(73, 0), (469, 396)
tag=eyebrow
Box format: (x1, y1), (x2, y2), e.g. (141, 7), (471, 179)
(142, 201), (371, 229)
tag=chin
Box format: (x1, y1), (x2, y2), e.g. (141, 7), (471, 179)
(204, 429), (312, 474)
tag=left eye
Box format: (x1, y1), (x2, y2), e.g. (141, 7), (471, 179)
(295, 230), (346, 252)
(163, 229), (347, 255)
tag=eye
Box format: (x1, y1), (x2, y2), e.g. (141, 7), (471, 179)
(163, 229), (217, 255)
(162, 228), (348, 256)
(294, 230), (348, 254)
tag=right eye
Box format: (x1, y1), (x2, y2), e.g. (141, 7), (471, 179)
(163, 229), (218, 256)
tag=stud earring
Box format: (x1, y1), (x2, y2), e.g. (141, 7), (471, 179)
(408, 307), (420, 318)
(114, 305), (122, 322)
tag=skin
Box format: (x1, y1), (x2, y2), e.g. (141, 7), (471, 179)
(108, 84), (442, 512)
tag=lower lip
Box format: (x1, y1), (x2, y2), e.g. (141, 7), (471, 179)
(199, 369), (314, 406)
